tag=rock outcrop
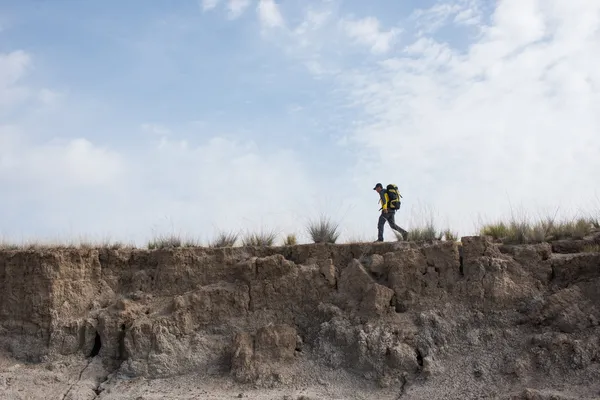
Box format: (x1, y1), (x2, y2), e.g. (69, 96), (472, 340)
(0, 234), (599, 399)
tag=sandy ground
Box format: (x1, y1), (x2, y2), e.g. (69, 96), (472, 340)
(0, 353), (405, 400)
(2, 351), (600, 400)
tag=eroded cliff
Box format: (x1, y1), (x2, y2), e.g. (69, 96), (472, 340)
(0, 234), (599, 399)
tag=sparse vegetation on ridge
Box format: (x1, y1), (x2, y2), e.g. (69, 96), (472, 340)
(480, 215), (597, 244)
(0, 238), (135, 250)
(1, 206), (598, 250)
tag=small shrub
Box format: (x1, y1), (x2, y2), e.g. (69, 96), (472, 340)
(242, 230), (277, 247)
(307, 215), (340, 244)
(209, 231), (238, 248)
(283, 234), (297, 246)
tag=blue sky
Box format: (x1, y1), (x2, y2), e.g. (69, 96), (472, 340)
(1, 0), (599, 245)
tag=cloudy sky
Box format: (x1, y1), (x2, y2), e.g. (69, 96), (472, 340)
(1, 0), (599, 245)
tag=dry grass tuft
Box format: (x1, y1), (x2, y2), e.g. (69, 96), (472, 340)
(146, 232), (203, 249)
(404, 224), (442, 242)
(401, 202), (443, 242)
(442, 229), (458, 242)
(283, 234), (297, 246)
(480, 221), (510, 240)
(147, 234), (182, 249)
(241, 229), (277, 247)
(307, 215), (340, 244)
(551, 218), (594, 240)
(209, 231), (238, 248)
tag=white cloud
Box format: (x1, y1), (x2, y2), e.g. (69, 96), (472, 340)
(0, 49), (62, 114)
(488, 0), (546, 46)
(0, 50), (32, 110)
(411, 3), (463, 34)
(200, 0), (251, 19)
(0, 130), (319, 244)
(227, 0), (251, 19)
(0, 50), (30, 87)
(37, 88), (63, 107)
(257, 0), (284, 29)
(200, 0), (220, 11)
(0, 129), (123, 188)
(339, 16), (400, 54)
(410, 0), (485, 34)
(294, 9), (331, 37)
(336, 0), (600, 234)
(141, 123), (172, 137)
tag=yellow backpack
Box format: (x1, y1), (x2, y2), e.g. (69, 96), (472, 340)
(386, 184), (402, 210)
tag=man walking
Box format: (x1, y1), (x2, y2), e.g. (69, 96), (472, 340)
(373, 183), (409, 241)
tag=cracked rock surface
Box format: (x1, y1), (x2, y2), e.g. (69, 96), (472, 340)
(1, 234), (599, 399)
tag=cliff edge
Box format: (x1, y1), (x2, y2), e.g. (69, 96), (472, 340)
(0, 234), (599, 399)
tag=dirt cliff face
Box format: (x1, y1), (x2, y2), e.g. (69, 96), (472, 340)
(0, 234), (599, 399)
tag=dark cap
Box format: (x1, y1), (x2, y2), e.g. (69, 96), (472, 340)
(373, 183), (383, 190)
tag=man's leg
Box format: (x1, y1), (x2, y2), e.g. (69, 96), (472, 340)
(387, 211), (409, 238)
(377, 213), (386, 241)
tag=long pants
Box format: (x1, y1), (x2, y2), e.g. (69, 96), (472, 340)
(378, 211), (407, 241)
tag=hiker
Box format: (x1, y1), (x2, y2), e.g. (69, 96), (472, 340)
(373, 183), (409, 241)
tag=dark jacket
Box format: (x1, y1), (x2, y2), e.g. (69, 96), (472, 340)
(379, 189), (393, 211)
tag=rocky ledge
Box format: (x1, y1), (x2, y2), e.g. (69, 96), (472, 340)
(0, 234), (599, 399)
